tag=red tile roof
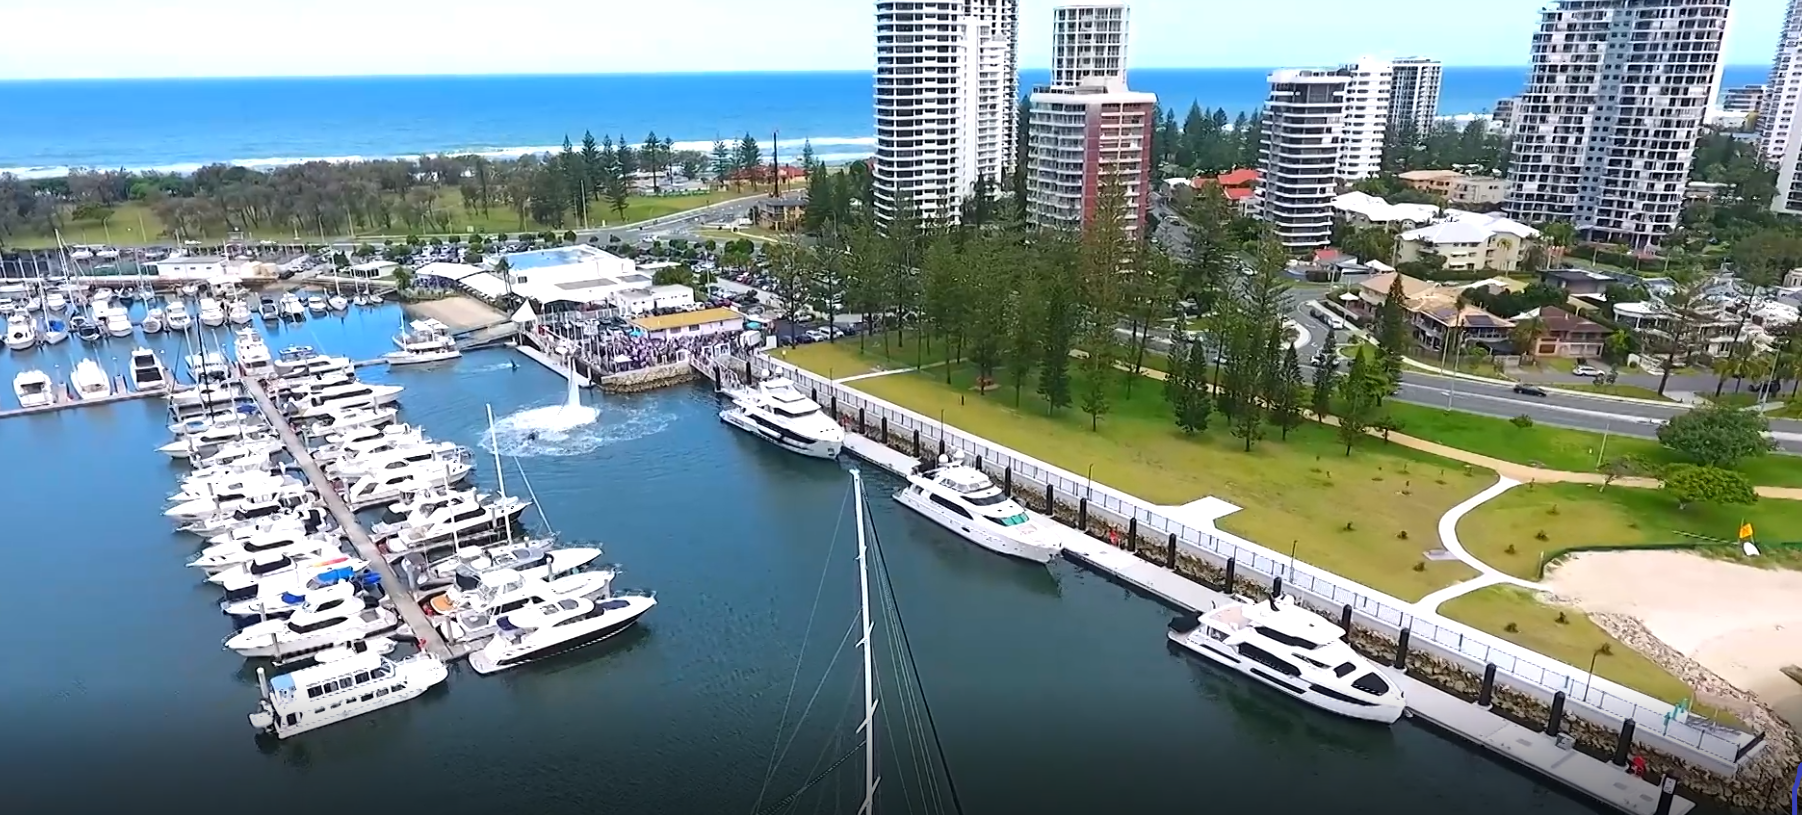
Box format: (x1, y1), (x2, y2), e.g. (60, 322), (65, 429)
(1313, 248), (1341, 262)
(1537, 306), (1607, 336)
(1214, 168), (1260, 187)
(1223, 187), (1255, 201)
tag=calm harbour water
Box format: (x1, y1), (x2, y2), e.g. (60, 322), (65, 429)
(0, 298), (1603, 815)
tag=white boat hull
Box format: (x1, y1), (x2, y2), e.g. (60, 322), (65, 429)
(893, 488), (1060, 564)
(5, 332), (35, 351)
(225, 608), (399, 658)
(469, 594), (655, 675)
(248, 654), (446, 739)
(1165, 627), (1406, 725)
(384, 349), (463, 366)
(719, 407), (842, 459)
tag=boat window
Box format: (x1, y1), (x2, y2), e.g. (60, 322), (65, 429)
(559, 599), (581, 611)
(251, 557), (291, 576)
(963, 490), (1011, 506)
(1309, 684), (1378, 707)
(1296, 654), (1332, 669)
(288, 616), (342, 634)
(285, 713), (299, 726)
(354, 671), (370, 684)
(376, 687), (389, 697)
(307, 685), (324, 699)
(361, 693), (374, 703)
(1254, 626), (1324, 650)
(1334, 662), (1357, 678)
(1235, 643), (1302, 677)
(985, 512), (1029, 527)
(1351, 672), (1391, 696)
(927, 494), (973, 519)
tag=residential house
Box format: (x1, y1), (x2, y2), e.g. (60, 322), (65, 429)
(1352, 271), (1439, 320)
(1516, 306), (1608, 359)
(1331, 191), (1441, 229)
(1784, 269), (1802, 288)
(1611, 301), (1675, 332)
(1396, 211), (1537, 271)
(1398, 169), (1506, 207)
(1198, 168), (1259, 213)
(1538, 268), (1616, 297)
(753, 193), (809, 231)
(1354, 271), (1518, 352)
(1397, 169), (1463, 195)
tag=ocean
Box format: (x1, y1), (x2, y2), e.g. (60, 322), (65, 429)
(0, 66), (1770, 179)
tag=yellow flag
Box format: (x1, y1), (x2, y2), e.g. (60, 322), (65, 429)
(1739, 522), (1754, 541)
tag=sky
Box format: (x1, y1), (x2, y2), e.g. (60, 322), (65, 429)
(0, 0), (1783, 80)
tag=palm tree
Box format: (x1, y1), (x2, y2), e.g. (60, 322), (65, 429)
(1538, 221), (1578, 260)
(1510, 315), (1548, 364)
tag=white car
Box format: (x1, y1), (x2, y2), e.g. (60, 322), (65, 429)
(1572, 365), (1606, 378)
(1327, 316), (1348, 330)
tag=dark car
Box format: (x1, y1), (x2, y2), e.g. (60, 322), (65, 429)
(1512, 384), (1548, 397)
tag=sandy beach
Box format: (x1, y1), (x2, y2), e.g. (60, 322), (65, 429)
(400, 295), (505, 332)
(1546, 551), (1802, 727)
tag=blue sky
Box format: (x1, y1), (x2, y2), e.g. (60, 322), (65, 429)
(0, 0), (1782, 80)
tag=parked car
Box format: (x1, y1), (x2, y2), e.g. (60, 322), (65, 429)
(1512, 384), (1548, 397)
(1326, 315), (1348, 330)
(1571, 364), (1606, 378)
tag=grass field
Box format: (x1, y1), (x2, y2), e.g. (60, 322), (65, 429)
(779, 334), (958, 380)
(1378, 401), (1802, 487)
(1439, 586), (1703, 707)
(2, 186), (766, 249)
(843, 360), (1483, 601)
(1456, 481), (1802, 579)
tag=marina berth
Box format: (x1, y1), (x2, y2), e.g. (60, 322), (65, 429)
(141, 307), (165, 334)
(374, 491), (532, 556)
(258, 297), (280, 321)
(1167, 594), (1407, 725)
(895, 451), (1063, 564)
(187, 439), (285, 471)
(157, 424), (274, 458)
(302, 406), (397, 438)
(167, 483), (311, 521)
(72, 315), (102, 343)
(323, 441), (469, 480)
(248, 651), (447, 739)
(718, 376), (844, 459)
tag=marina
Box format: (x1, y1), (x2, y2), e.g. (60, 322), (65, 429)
(0, 310), (1708, 815)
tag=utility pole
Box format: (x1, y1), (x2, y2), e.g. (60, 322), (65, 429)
(771, 129), (781, 198)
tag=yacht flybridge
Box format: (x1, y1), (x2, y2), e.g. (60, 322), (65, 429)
(1167, 593), (1406, 724)
(718, 376), (844, 459)
(896, 451), (1062, 564)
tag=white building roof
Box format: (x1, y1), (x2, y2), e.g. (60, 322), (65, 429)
(1613, 301), (1671, 319)
(414, 262), (486, 282)
(1400, 209), (1539, 244)
(458, 272), (508, 299)
(1331, 191), (1441, 225)
(348, 260), (399, 273)
(650, 284), (692, 297)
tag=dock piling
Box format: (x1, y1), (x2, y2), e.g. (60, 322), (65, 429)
(1078, 497), (1088, 532)
(1224, 557), (1236, 593)
(1126, 517), (1137, 553)
(1613, 719), (1636, 766)
(1546, 691), (1567, 737)
(1478, 663), (1497, 708)
(1339, 603), (1353, 634)
(1653, 775), (1676, 815)
(1166, 533), (1176, 567)
(1394, 627), (1412, 670)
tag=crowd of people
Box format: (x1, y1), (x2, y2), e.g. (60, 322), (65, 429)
(542, 323), (739, 375)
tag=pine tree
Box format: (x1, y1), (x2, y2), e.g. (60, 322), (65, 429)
(1272, 344), (1305, 439)
(1310, 350), (1339, 420)
(800, 139), (817, 172)
(1002, 287), (1039, 408)
(1077, 329), (1115, 431)
(736, 133), (762, 183)
(1173, 338), (1213, 434)
(580, 131), (602, 202)
(1037, 278), (1075, 414)
(1375, 273), (1411, 388)
(710, 139), (732, 188)
(616, 135), (637, 178)
(1337, 347), (1381, 455)
(642, 131), (664, 194)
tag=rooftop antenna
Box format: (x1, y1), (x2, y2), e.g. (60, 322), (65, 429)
(771, 129), (780, 198)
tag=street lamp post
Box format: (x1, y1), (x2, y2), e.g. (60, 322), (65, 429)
(1580, 646), (1604, 703)
(1086, 463), (1095, 499)
(1595, 417), (1612, 469)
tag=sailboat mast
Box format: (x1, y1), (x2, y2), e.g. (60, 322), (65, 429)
(485, 403), (514, 545)
(852, 468), (878, 815)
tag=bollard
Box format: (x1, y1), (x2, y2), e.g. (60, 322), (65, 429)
(832, 395), (839, 418)
(1126, 517), (1137, 553)
(1272, 575), (1284, 599)
(1077, 497), (1088, 532)
(1167, 533), (1177, 567)
(1045, 483), (1054, 514)
(1393, 628), (1412, 670)
(1545, 691), (1566, 737)
(858, 407), (866, 434)
(1003, 466), (1012, 495)
(881, 417), (889, 444)
(975, 455), (983, 473)
(1339, 604), (1353, 633)
(937, 437), (945, 458)
(912, 428), (920, 455)
(1477, 664), (1497, 708)
(1652, 775), (1676, 815)
(1224, 557), (1236, 593)
(1612, 719), (1636, 766)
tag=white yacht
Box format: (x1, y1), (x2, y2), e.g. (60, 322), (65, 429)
(40, 317), (68, 345)
(313, 424), (427, 462)
(468, 591), (656, 675)
(187, 439), (285, 471)
(141, 308), (165, 334)
(289, 382), (405, 418)
(327, 291), (349, 312)
(428, 566), (617, 643)
(169, 408), (263, 438)
(223, 601), (398, 659)
(72, 358), (112, 400)
(719, 377), (844, 459)
(169, 469), (296, 505)
(339, 463), (473, 511)
(273, 347), (352, 378)
(221, 573), (361, 620)
(191, 504), (332, 542)
(423, 540), (602, 585)
(4, 310), (37, 350)
(166, 483), (309, 521)
(44, 290), (68, 313)
(212, 551), (366, 597)
(248, 651), (447, 739)
(375, 492), (531, 555)
(895, 452), (1062, 564)
(101, 306), (133, 338)
(306, 294), (328, 315)
(169, 381), (245, 413)
(272, 370), (356, 401)
(197, 297), (227, 327)
(1167, 594), (1407, 725)
(164, 299), (194, 331)
(14, 369), (54, 408)
(258, 297), (280, 321)
(227, 299), (253, 325)
(128, 348), (169, 394)
(189, 532), (341, 574)
(233, 327), (274, 378)
(280, 293), (307, 320)
(182, 351), (232, 384)
(384, 318), (462, 366)
(303, 406), (399, 439)
(157, 423), (269, 459)
(326, 443), (469, 481)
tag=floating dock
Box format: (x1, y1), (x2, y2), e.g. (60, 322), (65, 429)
(0, 376), (165, 421)
(241, 376), (457, 662)
(515, 330), (592, 388)
(836, 432), (1693, 815)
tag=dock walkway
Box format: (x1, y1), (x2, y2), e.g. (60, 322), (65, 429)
(839, 431), (1693, 815)
(242, 376), (454, 661)
(515, 331), (592, 387)
(0, 377), (161, 421)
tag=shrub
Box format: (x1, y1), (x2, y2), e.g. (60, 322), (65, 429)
(1535, 530), (1549, 541)
(1555, 612), (1569, 625)
(1504, 622), (1519, 633)
(1412, 561), (1426, 572)
(1511, 414), (1535, 429)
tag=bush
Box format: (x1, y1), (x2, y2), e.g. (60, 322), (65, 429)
(1511, 414), (1535, 429)
(1534, 530), (1549, 541)
(1504, 622), (1519, 633)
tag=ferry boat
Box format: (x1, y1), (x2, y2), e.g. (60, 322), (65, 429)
(383, 318), (462, 366)
(718, 377), (844, 459)
(468, 591), (656, 675)
(895, 451), (1062, 564)
(1167, 594), (1407, 724)
(248, 651), (448, 739)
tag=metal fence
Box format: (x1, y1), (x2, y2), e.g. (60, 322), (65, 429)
(759, 356), (1756, 769)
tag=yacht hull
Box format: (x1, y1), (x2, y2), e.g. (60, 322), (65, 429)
(893, 488), (1059, 564)
(468, 597), (653, 676)
(719, 408), (842, 459)
(1165, 628), (1406, 725)
(383, 349), (463, 367)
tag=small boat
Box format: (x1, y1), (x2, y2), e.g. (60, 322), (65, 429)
(306, 295), (328, 315)
(234, 327), (274, 378)
(327, 293), (348, 312)
(141, 308), (165, 334)
(4, 310), (37, 351)
(180, 282), (200, 297)
(259, 297), (280, 320)
(351, 293), (371, 307)
(101, 307), (133, 338)
(71, 358), (112, 400)
(198, 297), (227, 327)
(93, 285), (113, 299)
(14, 369), (54, 408)
(184, 351), (232, 384)
(128, 348), (169, 393)
(384, 318), (462, 366)
(227, 300), (253, 325)
(41, 318), (68, 345)
(73, 316), (103, 343)
(247, 651), (448, 739)
(280, 293), (306, 320)
(97, 247), (120, 260)
(70, 249), (94, 261)
(165, 300), (193, 331)
(44, 291), (68, 313)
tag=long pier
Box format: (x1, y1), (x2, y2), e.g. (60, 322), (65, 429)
(240, 375), (456, 662)
(0, 376), (164, 421)
(837, 432), (1693, 815)
(515, 329), (592, 387)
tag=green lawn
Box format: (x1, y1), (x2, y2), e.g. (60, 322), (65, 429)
(1379, 401), (1802, 487)
(1456, 482), (1802, 580)
(1440, 586), (1705, 708)
(849, 362), (1483, 601)
(781, 333), (963, 380)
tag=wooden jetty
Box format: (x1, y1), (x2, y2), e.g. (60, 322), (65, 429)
(0, 376), (163, 421)
(515, 329), (592, 388)
(241, 375), (458, 662)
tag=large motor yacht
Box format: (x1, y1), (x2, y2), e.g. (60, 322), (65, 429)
(288, 381), (405, 418)
(384, 318), (462, 366)
(427, 566), (617, 643)
(468, 591), (656, 675)
(718, 376), (843, 459)
(248, 651), (447, 739)
(223, 598), (399, 659)
(72, 358), (112, 400)
(1167, 593), (1407, 724)
(233, 327), (274, 378)
(895, 451), (1063, 564)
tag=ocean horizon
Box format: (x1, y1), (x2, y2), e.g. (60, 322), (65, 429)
(0, 66), (1769, 179)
